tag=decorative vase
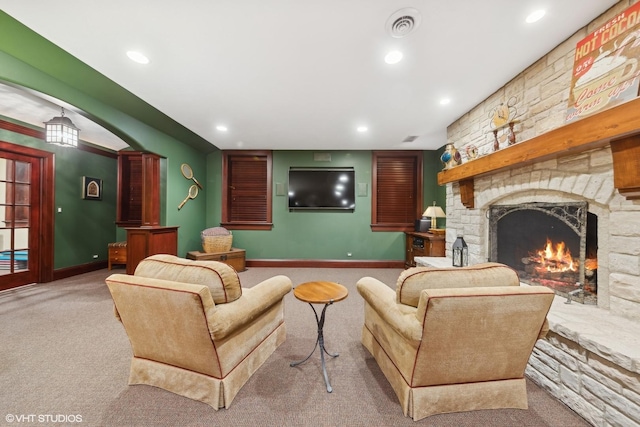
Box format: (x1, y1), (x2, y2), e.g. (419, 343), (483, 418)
(440, 144), (462, 170)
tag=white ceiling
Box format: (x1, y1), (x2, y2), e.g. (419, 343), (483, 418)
(0, 1), (618, 152)
(0, 83), (130, 150)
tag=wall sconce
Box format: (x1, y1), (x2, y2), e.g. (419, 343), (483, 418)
(452, 235), (469, 267)
(423, 201), (446, 233)
(44, 107), (79, 147)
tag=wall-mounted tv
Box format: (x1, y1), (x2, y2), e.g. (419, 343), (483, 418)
(288, 167), (355, 210)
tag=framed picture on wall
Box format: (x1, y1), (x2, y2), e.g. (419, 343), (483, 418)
(82, 176), (103, 200)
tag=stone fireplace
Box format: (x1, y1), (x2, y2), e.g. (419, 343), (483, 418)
(435, 4), (640, 422)
(439, 107), (640, 425)
(488, 201), (598, 304)
(438, 137), (640, 426)
(439, 96), (640, 320)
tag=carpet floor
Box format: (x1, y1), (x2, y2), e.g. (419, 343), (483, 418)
(0, 266), (591, 426)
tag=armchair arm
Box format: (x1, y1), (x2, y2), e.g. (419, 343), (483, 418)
(539, 318), (550, 339)
(356, 277), (423, 343)
(207, 275), (292, 341)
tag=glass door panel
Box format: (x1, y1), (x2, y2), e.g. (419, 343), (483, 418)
(0, 158), (31, 276)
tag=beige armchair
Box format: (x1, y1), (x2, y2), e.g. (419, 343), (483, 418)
(357, 262), (554, 421)
(106, 254), (292, 409)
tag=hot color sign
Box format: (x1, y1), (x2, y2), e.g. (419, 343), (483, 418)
(566, 2), (640, 123)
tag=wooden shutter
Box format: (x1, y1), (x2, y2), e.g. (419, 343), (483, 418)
(229, 156), (267, 221)
(222, 151), (273, 230)
(372, 151), (423, 231)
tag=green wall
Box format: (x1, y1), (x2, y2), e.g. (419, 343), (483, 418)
(205, 150), (445, 261)
(0, 13), (211, 266)
(0, 121), (117, 269)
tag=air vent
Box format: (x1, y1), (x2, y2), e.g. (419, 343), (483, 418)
(386, 8), (422, 38)
(402, 135), (419, 143)
(313, 152), (331, 162)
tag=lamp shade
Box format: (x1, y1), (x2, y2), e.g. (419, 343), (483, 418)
(44, 108), (79, 147)
(422, 204), (446, 229)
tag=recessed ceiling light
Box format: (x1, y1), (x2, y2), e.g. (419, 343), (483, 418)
(384, 51), (403, 64)
(126, 50), (149, 64)
(216, 125), (228, 132)
(526, 10), (546, 23)
(440, 98), (451, 105)
(357, 126), (368, 133)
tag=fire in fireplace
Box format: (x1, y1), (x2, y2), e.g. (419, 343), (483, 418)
(489, 202), (597, 304)
(529, 238), (577, 273)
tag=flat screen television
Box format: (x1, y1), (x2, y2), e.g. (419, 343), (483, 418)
(288, 167), (355, 210)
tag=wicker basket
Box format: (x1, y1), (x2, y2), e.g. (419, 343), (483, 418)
(201, 227), (233, 253)
(202, 235), (233, 253)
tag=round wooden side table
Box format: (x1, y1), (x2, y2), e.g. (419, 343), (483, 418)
(290, 281), (348, 393)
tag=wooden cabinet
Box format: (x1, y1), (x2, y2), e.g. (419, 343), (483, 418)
(125, 226), (178, 274)
(108, 242), (127, 270)
(116, 151), (161, 227)
(405, 231), (445, 268)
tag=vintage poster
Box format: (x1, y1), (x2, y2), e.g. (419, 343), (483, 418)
(566, 2), (640, 123)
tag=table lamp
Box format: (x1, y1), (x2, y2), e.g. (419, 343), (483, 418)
(423, 202), (446, 234)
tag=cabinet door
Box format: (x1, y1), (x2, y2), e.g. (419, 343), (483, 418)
(405, 234), (413, 268)
(116, 152), (160, 227)
(141, 154), (160, 226)
(430, 238), (446, 257)
(116, 154), (142, 226)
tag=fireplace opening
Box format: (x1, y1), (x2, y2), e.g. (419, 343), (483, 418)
(489, 202), (597, 304)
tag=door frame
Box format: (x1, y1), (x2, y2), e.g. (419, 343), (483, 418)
(0, 140), (55, 285)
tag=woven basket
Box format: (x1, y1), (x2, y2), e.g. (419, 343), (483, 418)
(202, 235), (233, 253)
(201, 227), (233, 253)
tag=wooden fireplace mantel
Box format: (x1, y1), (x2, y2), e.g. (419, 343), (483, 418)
(438, 97), (640, 207)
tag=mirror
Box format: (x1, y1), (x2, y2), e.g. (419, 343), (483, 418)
(178, 184), (199, 210)
(180, 163), (203, 189)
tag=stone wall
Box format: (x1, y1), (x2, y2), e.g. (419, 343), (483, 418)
(443, 1), (640, 425)
(444, 0), (640, 322)
(526, 304), (640, 427)
(447, 0), (640, 161)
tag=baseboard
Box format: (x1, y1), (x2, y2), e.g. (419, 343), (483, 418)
(49, 259), (400, 282)
(53, 260), (108, 281)
(246, 259), (404, 268)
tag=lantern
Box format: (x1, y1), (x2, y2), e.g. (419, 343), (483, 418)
(452, 235), (468, 267)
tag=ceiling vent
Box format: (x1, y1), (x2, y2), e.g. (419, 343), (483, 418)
(386, 8), (422, 38)
(402, 135), (419, 143)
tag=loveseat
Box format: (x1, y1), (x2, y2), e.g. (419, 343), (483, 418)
(106, 254), (292, 409)
(357, 262), (554, 420)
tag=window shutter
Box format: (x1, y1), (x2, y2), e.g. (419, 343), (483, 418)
(372, 151), (422, 231)
(222, 150), (272, 230)
(376, 157), (416, 224)
(229, 156), (267, 222)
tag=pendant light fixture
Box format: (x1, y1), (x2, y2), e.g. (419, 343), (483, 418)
(44, 107), (79, 147)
